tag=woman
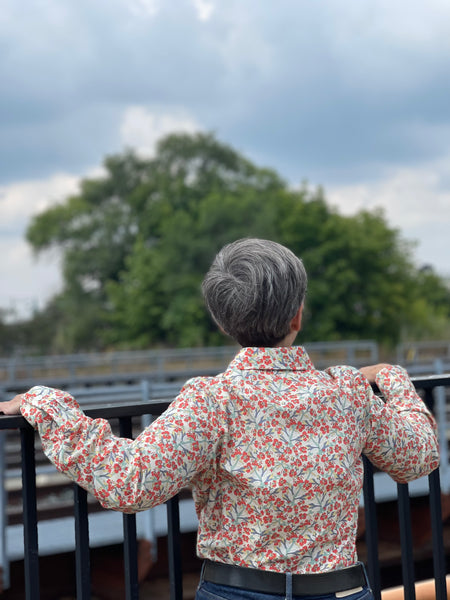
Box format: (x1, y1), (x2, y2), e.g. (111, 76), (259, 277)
(0, 238), (439, 600)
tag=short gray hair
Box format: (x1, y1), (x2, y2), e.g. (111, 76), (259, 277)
(202, 238), (307, 347)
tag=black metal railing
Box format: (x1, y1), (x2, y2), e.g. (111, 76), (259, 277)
(0, 374), (449, 600)
(363, 374), (450, 600)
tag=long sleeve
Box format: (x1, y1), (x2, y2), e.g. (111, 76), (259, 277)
(362, 366), (440, 483)
(20, 384), (224, 513)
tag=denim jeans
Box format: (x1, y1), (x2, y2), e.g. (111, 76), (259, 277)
(196, 579), (374, 600)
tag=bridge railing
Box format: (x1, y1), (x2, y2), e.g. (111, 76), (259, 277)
(0, 372), (449, 600)
(0, 341), (379, 388)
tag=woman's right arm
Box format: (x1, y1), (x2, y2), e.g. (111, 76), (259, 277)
(2, 384), (222, 513)
(360, 364), (440, 483)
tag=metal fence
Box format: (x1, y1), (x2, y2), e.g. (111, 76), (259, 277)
(0, 341), (380, 389)
(363, 372), (450, 600)
(0, 372), (449, 600)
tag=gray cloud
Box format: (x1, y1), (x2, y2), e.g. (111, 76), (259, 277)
(2, 0), (450, 309)
(2, 0), (450, 187)
(0, 1), (224, 181)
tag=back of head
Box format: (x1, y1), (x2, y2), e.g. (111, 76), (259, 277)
(202, 238), (307, 347)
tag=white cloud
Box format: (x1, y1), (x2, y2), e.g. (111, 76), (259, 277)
(0, 237), (62, 321)
(324, 0), (450, 88)
(0, 173), (79, 316)
(326, 156), (450, 275)
(327, 160), (450, 227)
(119, 106), (201, 157)
(0, 174), (79, 232)
(191, 0), (215, 22)
(127, 0), (161, 18)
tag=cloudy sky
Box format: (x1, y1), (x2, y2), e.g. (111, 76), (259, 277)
(1, 0), (450, 319)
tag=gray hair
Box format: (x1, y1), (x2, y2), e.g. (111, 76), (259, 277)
(202, 238), (307, 347)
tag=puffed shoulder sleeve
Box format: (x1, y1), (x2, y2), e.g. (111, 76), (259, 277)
(20, 383), (225, 513)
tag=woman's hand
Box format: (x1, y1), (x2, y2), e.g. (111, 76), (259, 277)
(0, 394), (24, 415)
(359, 363), (391, 383)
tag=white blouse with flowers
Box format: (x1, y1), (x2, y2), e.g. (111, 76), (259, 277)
(20, 346), (439, 574)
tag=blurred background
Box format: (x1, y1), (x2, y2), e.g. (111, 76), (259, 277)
(1, 0), (450, 357)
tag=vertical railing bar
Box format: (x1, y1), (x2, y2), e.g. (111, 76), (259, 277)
(431, 373), (450, 495)
(166, 495), (183, 600)
(73, 484), (91, 600)
(362, 456), (381, 600)
(423, 382), (447, 600)
(397, 483), (416, 600)
(423, 388), (434, 412)
(428, 468), (447, 600)
(123, 513), (139, 600)
(21, 426), (40, 600)
(120, 416), (139, 600)
(0, 431), (10, 590)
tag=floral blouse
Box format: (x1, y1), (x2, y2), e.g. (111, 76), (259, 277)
(20, 346), (439, 574)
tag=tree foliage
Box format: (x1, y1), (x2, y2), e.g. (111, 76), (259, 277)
(22, 132), (450, 353)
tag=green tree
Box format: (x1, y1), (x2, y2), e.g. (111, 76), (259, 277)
(24, 132), (450, 352)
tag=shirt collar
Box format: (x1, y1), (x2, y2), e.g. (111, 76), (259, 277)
(228, 345), (314, 372)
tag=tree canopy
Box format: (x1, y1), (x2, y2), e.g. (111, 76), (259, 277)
(19, 132), (450, 353)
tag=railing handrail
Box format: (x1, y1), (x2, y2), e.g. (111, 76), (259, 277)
(0, 371), (449, 599)
(1, 372), (448, 429)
